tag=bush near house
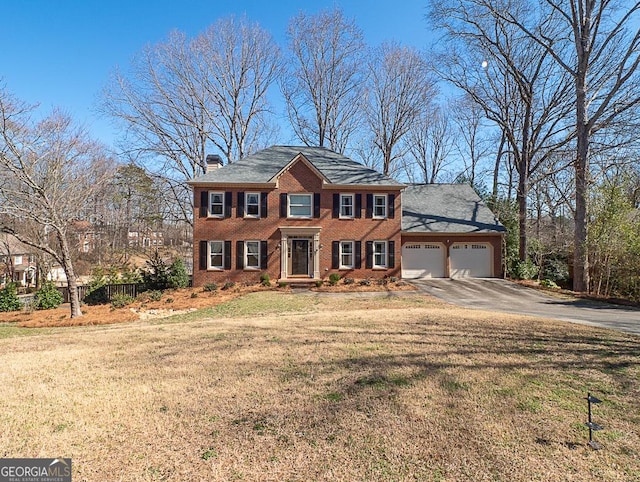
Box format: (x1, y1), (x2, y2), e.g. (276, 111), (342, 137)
(33, 282), (64, 310)
(0, 283), (22, 312)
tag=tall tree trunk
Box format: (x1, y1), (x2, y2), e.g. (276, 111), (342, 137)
(57, 232), (83, 318)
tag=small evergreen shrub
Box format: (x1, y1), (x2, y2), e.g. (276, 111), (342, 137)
(328, 273), (341, 286)
(359, 279), (371, 286)
(111, 293), (134, 309)
(278, 282), (289, 288)
(222, 282), (235, 290)
(513, 259), (538, 280)
(168, 258), (190, 289)
(260, 272), (271, 287)
(315, 280), (323, 287)
(33, 282), (64, 310)
(540, 279), (560, 289)
(343, 278), (355, 285)
(390, 277), (398, 283)
(0, 283), (22, 312)
(191, 292), (198, 298)
(141, 251), (170, 290)
(147, 290), (163, 301)
(203, 283), (218, 292)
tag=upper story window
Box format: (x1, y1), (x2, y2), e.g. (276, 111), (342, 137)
(14, 255), (23, 265)
(340, 194), (354, 218)
(209, 192), (224, 217)
(245, 193), (260, 218)
(208, 241), (224, 269)
(373, 194), (387, 219)
(288, 194), (312, 218)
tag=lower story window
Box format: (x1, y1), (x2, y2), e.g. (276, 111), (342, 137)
(245, 241), (260, 270)
(373, 241), (387, 268)
(340, 241), (354, 269)
(209, 241), (224, 269)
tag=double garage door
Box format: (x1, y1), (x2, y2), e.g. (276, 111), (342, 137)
(401, 242), (493, 278)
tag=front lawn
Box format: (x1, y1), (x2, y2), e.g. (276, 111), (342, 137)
(0, 291), (638, 481)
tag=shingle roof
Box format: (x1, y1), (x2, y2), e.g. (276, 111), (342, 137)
(189, 145), (404, 187)
(402, 184), (506, 234)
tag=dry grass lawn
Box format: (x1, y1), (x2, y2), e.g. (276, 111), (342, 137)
(0, 290), (638, 481)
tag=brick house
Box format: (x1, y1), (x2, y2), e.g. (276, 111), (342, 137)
(189, 146), (505, 286)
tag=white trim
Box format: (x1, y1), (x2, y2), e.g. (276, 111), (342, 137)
(208, 240), (224, 270)
(339, 193), (355, 219)
(339, 240), (355, 269)
(244, 240), (260, 270)
(288, 193), (313, 218)
(373, 240), (388, 268)
(245, 192), (260, 218)
(373, 194), (388, 219)
(208, 192), (225, 218)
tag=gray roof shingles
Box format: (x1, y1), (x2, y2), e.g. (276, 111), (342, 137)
(402, 184), (506, 234)
(189, 145), (404, 187)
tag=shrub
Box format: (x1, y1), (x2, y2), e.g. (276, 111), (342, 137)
(390, 276), (399, 283)
(328, 273), (341, 286)
(0, 283), (22, 312)
(278, 281), (289, 288)
(540, 279), (560, 289)
(141, 251), (170, 290)
(260, 272), (271, 287)
(315, 280), (323, 287)
(147, 290), (163, 301)
(191, 292), (198, 298)
(111, 293), (134, 309)
(33, 282), (64, 310)
(167, 258), (190, 289)
(222, 281), (235, 290)
(359, 279), (371, 286)
(203, 283), (218, 292)
(343, 278), (355, 285)
(513, 259), (538, 280)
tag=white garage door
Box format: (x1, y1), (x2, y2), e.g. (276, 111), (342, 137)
(450, 243), (492, 278)
(402, 243), (445, 278)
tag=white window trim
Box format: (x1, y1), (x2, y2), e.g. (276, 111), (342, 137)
(339, 193), (355, 219)
(244, 240), (260, 270)
(373, 194), (388, 219)
(209, 192), (225, 218)
(208, 240), (224, 270)
(245, 192), (260, 218)
(288, 193), (313, 219)
(339, 240), (355, 269)
(373, 240), (388, 269)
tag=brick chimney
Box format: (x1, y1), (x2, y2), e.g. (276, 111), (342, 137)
(205, 154), (223, 173)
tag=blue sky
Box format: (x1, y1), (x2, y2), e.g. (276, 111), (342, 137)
(1, 0), (434, 149)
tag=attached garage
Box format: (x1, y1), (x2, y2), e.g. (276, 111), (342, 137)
(401, 184), (506, 279)
(401, 242), (445, 278)
(450, 242), (493, 278)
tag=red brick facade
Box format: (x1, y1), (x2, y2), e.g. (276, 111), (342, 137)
(192, 159), (402, 286)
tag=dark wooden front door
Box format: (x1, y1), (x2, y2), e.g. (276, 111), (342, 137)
(291, 239), (309, 275)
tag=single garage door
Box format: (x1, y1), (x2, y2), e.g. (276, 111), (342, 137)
(402, 242), (445, 278)
(450, 243), (492, 278)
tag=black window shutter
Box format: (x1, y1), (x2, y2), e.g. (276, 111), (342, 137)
(365, 241), (373, 269)
(224, 241), (232, 270)
(280, 193), (288, 218)
(261, 193), (268, 218)
(355, 194), (362, 218)
(332, 193), (340, 218)
(366, 193), (373, 218)
(355, 241), (362, 268)
(388, 240), (395, 268)
(236, 241), (244, 270)
(314, 193), (321, 218)
(199, 240), (208, 270)
(200, 191), (209, 218)
(260, 241), (268, 269)
(332, 241), (340, 269)
(388, 194), (395, 219)
(224, 192), (232, 218)
(237, 192), (245, 218)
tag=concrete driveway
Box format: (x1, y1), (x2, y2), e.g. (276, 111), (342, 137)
(411, 278), (640, 336)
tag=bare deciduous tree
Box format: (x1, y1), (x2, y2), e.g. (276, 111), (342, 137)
(101, 16), (281, 225)
(429, 0), (573, 262)
(0, 88), (112, 318)
(494, 0), (640, 292)
(405, 105), (456, 183)
(282, 8), (366, 153)
(366, 43), (436, 176)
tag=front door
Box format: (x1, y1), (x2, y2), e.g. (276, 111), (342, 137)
(291, 239), (310, 275)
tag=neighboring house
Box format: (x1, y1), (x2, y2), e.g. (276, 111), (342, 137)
(0, 236), (37, 287)
(128, 230), (164, 249)
(189, 146), (505, 287)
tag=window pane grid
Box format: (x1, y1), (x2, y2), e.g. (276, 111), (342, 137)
(340, 194), (354, 217)
(210, 192), (224, 216)
(288, 194), (312, 217)
(246, 241), (260, 269)
(373, 241), (387, 268)
(209, 241), (223, 269)
(340, 241), (354, 268)
(246, 193), (259, 217)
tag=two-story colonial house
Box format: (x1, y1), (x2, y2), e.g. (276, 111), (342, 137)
(189, 145), (505, 286)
